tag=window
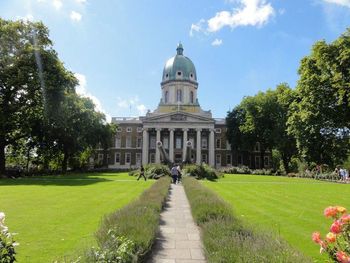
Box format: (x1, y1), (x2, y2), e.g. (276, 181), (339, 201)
(107, 154), (110, 164)
(264, 156), (269, 167)
(125, 153), (131, 164)
(126, 127), (132, 133)
(163, 137), (169, 149)
(136, 153), (141, 165)
(177, 71), (182, 76)
(165, 91), (168, 103)
(190, 73), (194, 79)
(98, 154), (103, 161)
(175, 136), (182, 149)
(201, 138), (207, 149)
(116, 127), (122, 132)
(126, 137), (131, 148)
(150, 136), (156, 149)
(115, 137), (121, 148)
(201, 154), (207, 164)
(215, 128), (221, 133)
(115, 153), (120, 163)
(255, 156), (260, 169)
(216, 138), (221, 149)
(137, 127), (142, 133)
(216, 154), (221, 165)
(226, 140), (231, 150)
(150, 153), (155, 163)
(176, 89), (182, 102)
(190, 91), (194, 103)
(136, 137), (142, 148)
(226, 154), (232, 165)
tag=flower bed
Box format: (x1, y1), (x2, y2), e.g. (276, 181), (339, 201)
(183, 177), (311, 263)
(84, 177), (171, 262)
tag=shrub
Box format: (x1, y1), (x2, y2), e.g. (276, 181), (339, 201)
(128, 164), (171, 179)
(312, 206), (350, 262)
(183, 164), (220, 180)
(90, 177), (170, 262)
(183, 177), (311, 263)
(0, 212), (18, 263)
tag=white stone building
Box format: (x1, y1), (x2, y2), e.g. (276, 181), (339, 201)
(100, 43), (270, 169)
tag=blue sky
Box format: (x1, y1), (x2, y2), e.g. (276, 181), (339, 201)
(1, 0), (350, 121)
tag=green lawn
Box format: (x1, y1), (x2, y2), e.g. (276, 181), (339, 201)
(202, 174), (350, 262)
(0, 172), (153, 263)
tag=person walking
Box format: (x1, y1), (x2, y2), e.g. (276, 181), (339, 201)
(137, 165), (147, 181)
(170, 164), (178, 184)
(177, 164), (182, 184)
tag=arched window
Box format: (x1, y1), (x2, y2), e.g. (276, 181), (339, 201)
(177, 89), (182, 102)
(190, 91), (194, 103)
(165, 91), (168, 103)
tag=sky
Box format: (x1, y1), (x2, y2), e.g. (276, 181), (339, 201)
(1, 0), (350, 121)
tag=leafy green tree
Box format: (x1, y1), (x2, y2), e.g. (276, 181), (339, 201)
(288, 29), (350, 166)
(226, 84), (297, 172)
(0, 18), (71, 175)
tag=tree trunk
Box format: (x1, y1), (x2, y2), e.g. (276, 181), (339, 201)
(0, 138), (5, 176)
(260, 149), (265, 169)
(282, 154), (290, 174)
(62, 148), (68, 174)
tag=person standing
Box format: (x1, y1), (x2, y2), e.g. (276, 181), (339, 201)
(171, 164), (178, 184)
(137, 165), (147, 181)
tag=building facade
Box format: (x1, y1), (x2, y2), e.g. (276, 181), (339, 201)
(101, 44), (270, 169)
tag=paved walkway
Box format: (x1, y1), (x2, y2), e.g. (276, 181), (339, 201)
(148, 183), (207, 263)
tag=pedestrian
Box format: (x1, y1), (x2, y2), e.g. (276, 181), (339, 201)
(177, 164), (182, 184)
(137, 165), (147, 181)
(170, 164), (178, 184)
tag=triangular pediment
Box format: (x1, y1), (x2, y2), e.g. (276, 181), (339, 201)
(143, 111), (214, 124)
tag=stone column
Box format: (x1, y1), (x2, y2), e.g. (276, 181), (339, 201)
(142, 128), (148, 165)
(196, 128), (201, 165)
(169, 128), (174, 163)
(209, 128), (215, 167)
(156, 128), (161, 163)
(182, 128), (188, 161)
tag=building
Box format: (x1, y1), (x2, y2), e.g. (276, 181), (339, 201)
(101, 43), (270, 169)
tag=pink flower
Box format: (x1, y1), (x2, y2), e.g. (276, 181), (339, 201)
(324, 206), (338, 218)
(340, 214), (350, 223)
(336, 251), (350, 263)
(312, 232), (322, 243)
(330, 220), (342, 234)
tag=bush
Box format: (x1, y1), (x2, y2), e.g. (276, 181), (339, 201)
(89, 177), (171, 262)
(183, 177), (311, 263)
(183, 164), (220, 180)
(0, 212), (18, 263)
(128, 164), (171, 179)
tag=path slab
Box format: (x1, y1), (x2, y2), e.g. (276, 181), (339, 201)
(148, 184), (207, 263)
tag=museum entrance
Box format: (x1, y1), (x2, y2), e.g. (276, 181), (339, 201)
(174, 153), (182, 164)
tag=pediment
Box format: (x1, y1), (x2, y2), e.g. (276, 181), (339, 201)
(143, 111), (214, 124)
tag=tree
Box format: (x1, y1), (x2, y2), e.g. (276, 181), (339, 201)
(288, 29), (350, 166)
(0, 18), (69, 175)
(226, 84), (297, 172)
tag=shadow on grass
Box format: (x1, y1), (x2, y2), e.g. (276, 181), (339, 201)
(0, 174), (113, 186)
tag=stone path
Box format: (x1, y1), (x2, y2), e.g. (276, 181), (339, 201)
(148, 183), (207, 263)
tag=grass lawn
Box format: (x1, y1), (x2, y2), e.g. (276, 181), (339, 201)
(0, 172), (153, 263)
(202, 174), (350, 262)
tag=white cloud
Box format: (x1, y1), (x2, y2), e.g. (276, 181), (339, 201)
(116, 96), (148, 116)
(52, 0), (62, 10)
(208, 0), (275, 32)
(74, 73), (111, 122)
(191, 0), (275, 36)
(70, 11), (82, 22)
(211, 38), (223, 46)
(75, 0), (87, 3)
(190, 19), (206, 36)
(323, 0), (350, 7)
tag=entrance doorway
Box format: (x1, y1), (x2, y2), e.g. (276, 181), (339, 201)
(174, 153), (182, 164)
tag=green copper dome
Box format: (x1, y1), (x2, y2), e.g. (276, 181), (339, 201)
(162, 43), (197, 83)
